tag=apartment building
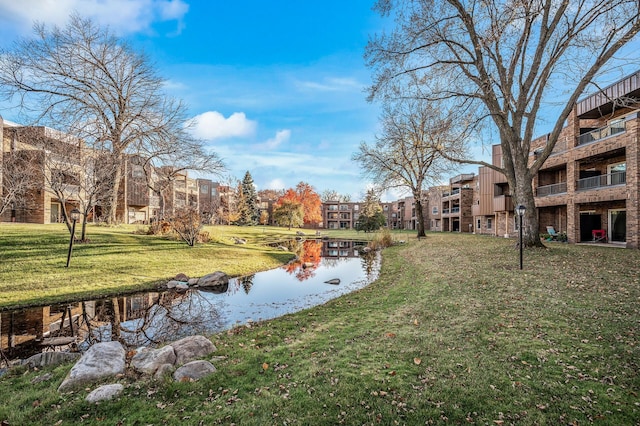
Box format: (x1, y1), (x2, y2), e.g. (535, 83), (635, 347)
(530, 71), (640, 248)
(322, 201), (361, 229)
(440, 173), (475, 232)
(1, 119), (85, 224)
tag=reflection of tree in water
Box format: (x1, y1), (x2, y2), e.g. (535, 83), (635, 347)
(282, 240), (322, 281)
(239, 274), (255, 294)
(81, 290), (222, 348)
(360, 250), (381, 278)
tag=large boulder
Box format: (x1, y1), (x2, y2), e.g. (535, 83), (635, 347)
(197, 271), (229, 288)
(173, 360), (216, 382)
(86, 384), (124, 403)
(24, 351), (81, 369)
(131, 346), (177, 375)
(58, 341), (126, 392)
(170, 335), (216, 365)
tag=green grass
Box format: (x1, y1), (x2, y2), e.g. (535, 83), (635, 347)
(1, 231), (639, 425)
(0, 223), (318, 309)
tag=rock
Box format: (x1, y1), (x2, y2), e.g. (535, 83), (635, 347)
(131, 346), (176, 375)
(188, 278), (199, 286)
(170, 335), (216, 365)
(174, 273), (189, 282)
(324, 278), (340, 285)
(234, 238), (247, 244)
(86, 384), (124, 403)
(166, 280), (179, 289)
(173, 360), (216, 382)
(58, 341), (126, 392)
(198, 271), (229, 288)
(24, 351), (81, 369)
(277, 246), (288, 251)
(296, 231), (305, 236)
(31, 372), (54, 384)
(176, 282), (189, 291)
(154, 363), (175, 380)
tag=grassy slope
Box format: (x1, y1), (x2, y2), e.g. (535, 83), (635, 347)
(0, 231), (638, 425)
(0, 224), (310, 309)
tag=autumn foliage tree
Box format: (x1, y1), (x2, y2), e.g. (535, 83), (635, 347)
(275, 182), (322, 227)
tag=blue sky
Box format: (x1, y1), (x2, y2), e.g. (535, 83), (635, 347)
(0, 0), (397, 200)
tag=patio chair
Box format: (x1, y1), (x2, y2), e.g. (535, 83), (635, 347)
(546, 226), (560, 241)
(592, 229), (607, 243)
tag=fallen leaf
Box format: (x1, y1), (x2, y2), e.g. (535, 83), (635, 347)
(385, 332), (396, 338)
(414, 358), (422, 365)
(413, 319), (419, 326)
(262, 362), (269, 371)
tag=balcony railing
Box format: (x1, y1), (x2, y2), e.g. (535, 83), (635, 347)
(577, 171), (626, 190)
(536, 182), (567, 197)
(578, 120), (626, 145)
(451, 206), (460, 213)
(442, 208), (450, 214)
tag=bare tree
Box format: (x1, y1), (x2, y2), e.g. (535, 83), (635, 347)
(0, 15), (222, 224)
(0, 150), (39, 219)
(353, 98), (463, 237)
(367, 0), (640, 246)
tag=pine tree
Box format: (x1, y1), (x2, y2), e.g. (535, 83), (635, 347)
(236, 171), (259, 226)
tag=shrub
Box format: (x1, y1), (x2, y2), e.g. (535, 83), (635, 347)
(169, 207), (204, 246)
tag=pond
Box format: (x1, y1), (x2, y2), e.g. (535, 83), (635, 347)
(0, 239), (380, 365)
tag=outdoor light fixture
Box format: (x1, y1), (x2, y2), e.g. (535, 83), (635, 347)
(66, 208), (81, 268)
(516, 204), (526, 270)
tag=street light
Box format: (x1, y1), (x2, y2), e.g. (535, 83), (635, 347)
(516, 204), (526, 270)
(66, 208), (81, 268)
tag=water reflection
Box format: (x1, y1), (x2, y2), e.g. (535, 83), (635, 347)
(0, 239), (379, 365)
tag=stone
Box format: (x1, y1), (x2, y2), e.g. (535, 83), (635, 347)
(174, 273), (189, 282)
(58, 341), (126, 392)
(24, 351), (81, 369)
(86, 384), (124, 403)
(277, 246), (288, 251)
(131, 346), (176, 375)
(188, 278), (199, 286)
(234, 238), (247, 244)
(153, 363), (175, 380)
(198, 271), (229, 288)
(296, 231), (305, 236)
(170, 335), (216, 365)
(176, 282), (189, 291)
(31, 372), (54, 384)
(173, 360), (216, 382)
(166, 280), (179, 289)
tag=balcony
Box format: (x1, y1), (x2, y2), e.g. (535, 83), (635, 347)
(536, 182), (567, 197)
(493, 195), (514, 212)
(578, 121), (626, 145)
(442, 208), (450, 214)
(577, 171), (626, 190)
(450, 206), (460, 214)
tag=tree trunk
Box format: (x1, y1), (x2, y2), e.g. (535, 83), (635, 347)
(105, 151), (124, 225)
(511, 163), (545, 248)
(414, 197), (426, 238)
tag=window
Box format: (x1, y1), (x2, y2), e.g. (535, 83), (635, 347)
(477, 219), (481, 229)
(354, 205), (359, 211)
(432, 206), (439, 214)
(487, 218), (492, 229)
(201, 184), (209, 194)
(328, 205), (338, 211)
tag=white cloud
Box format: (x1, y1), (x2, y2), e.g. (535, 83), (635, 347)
(188, 111), (257, 140)
(0, 0), (189, 36)
(265, 179), (286, 190)
(295, 77), (362, 92)
(254, 129), (291, 150)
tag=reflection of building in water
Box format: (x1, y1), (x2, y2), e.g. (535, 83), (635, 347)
(0, 292), (165, 362)
(321, 240), (366, 258)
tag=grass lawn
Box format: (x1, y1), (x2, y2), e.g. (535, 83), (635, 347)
(0, 230), (638, 425)
(0, 223), (324, 309)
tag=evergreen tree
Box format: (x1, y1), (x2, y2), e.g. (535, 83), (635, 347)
(355, 189), (386, 232)
(236, 171), (259, 225)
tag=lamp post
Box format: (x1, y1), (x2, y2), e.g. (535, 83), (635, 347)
(66, 208), (81, 268)
(516, 204), (526, 270)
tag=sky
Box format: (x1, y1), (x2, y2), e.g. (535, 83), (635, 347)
(1, 1), (637, 201)
(0, 0), (401, 200)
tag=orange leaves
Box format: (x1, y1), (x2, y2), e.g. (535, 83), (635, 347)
(262, 362), (269, 371)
